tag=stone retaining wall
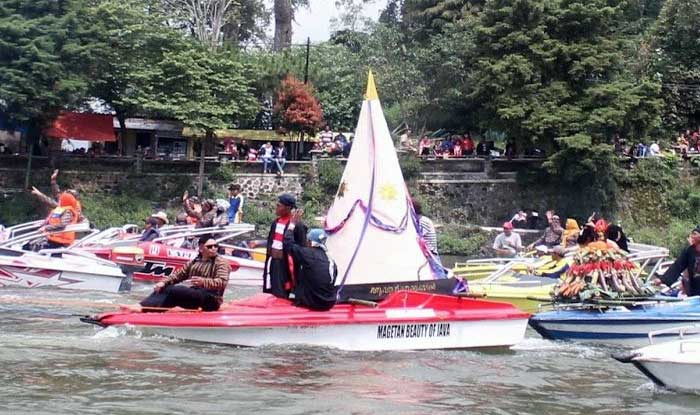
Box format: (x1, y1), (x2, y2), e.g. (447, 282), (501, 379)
(0, 168), (303, 201)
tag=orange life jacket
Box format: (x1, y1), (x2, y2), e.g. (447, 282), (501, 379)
(45, 205), (78, 245)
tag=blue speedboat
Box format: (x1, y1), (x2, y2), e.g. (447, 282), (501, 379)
(529, 297), (700, 347)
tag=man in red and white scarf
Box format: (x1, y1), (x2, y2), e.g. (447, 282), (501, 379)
(262, 193), (307, 298)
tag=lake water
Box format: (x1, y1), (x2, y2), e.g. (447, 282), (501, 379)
(2, 285), (699, 415)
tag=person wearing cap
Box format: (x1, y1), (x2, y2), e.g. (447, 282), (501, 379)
(658, 226), (700, 297)
(228, 184), (244, 224)
(262, 193), (307, 298)
(129, 234), (230, 312)
(493, 222), (523, 257)
(152, 211), (169, 227)
(282, 209), (337, 311)
(139, 216), (163, 242)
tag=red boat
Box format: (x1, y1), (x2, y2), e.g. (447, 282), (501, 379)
(83, 291), (529, 351)
(77, 225), (263, 286)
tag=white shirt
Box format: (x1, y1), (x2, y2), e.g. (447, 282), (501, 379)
(649, 143), (660, 156)
(493, 232), (522, 256)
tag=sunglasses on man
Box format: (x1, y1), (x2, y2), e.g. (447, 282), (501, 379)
(205, 244), (219, 249)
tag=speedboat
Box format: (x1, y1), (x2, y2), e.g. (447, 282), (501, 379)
(458, 243), (669, 311)
(0, 222), (128, 292)
(82, 290), (529, 350)
(0, 246), (128, 292)
(613, 325), (700, 392)
(75, 224), (264, 286)
(529, 297), (700, 347)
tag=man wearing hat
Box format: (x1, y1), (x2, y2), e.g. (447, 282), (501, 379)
(139, 212), (168, 242)
(262, 193), (308, 298)
(493, 222), (523, 257)
(282, 209), (337, 310)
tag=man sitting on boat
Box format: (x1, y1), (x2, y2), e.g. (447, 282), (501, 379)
(283, 209), (338, 311)
(139, 212), (168, 242)
(263, 193), (307, 299)
(493, 222), (522, 257)
(527, 211), (563, 250)
(657, 226), (700, 296)
(128, 234), (230, 312)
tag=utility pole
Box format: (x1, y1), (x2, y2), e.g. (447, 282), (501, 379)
(303, 37), (310, 84)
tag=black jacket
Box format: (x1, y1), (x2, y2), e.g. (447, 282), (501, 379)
(661, 245), (700, 296)
(283, 227), (337, 311)
(262, 218), (307, 289)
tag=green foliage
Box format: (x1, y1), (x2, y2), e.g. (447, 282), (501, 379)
(398, 154), (422, 181)
(211, 163), (239, 182)
(241, 199), (278, 237)
(80, 192), (154, 230)
(128, 46), (259, 133)
(470, 0), (662, 151)
(317, 159), (344, 195)
(0, 193), (43, 225)
(80, 0), (183, 124)
(652, 0), (700, 129)
(437, 227), (490, 256)
(624, 219), (695, 257)
(0, 0), (89, 136)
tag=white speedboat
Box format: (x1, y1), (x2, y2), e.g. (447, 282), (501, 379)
(614, 325), (700, 392)
(0, 246), (128, 292)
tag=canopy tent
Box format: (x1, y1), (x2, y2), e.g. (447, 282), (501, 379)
(324, 71), (448, 297)
(44, 112), (116, 142)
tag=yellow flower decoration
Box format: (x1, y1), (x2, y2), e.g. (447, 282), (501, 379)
(378, 183), (398, 201)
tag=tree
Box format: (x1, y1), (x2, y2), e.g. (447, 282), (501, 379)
(470, 0), (661, 151)
(331, 0), (376, 33)
(273, 0), (308, 51)
(0, 0), (89, 142)
(274, 75), (323, 157)
(128, 46), (259, 192)
(160, 0), (236, 50)
(0, 0), (91, 187)
(221, 0), (270, 46)
(652, 0), (700, 130)
(81, 0), (185, 154)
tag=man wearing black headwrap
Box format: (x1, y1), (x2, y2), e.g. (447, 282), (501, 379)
(262, 193), (307, 298)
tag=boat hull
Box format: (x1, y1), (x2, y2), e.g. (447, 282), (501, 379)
(617, 334), (700, 391)
(529, 298), (700, 347)
(135, 317), (528, 351)
(0, 265), (126, 293)
(87, 291), (530, 351)
(633, 360), (700, 392)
